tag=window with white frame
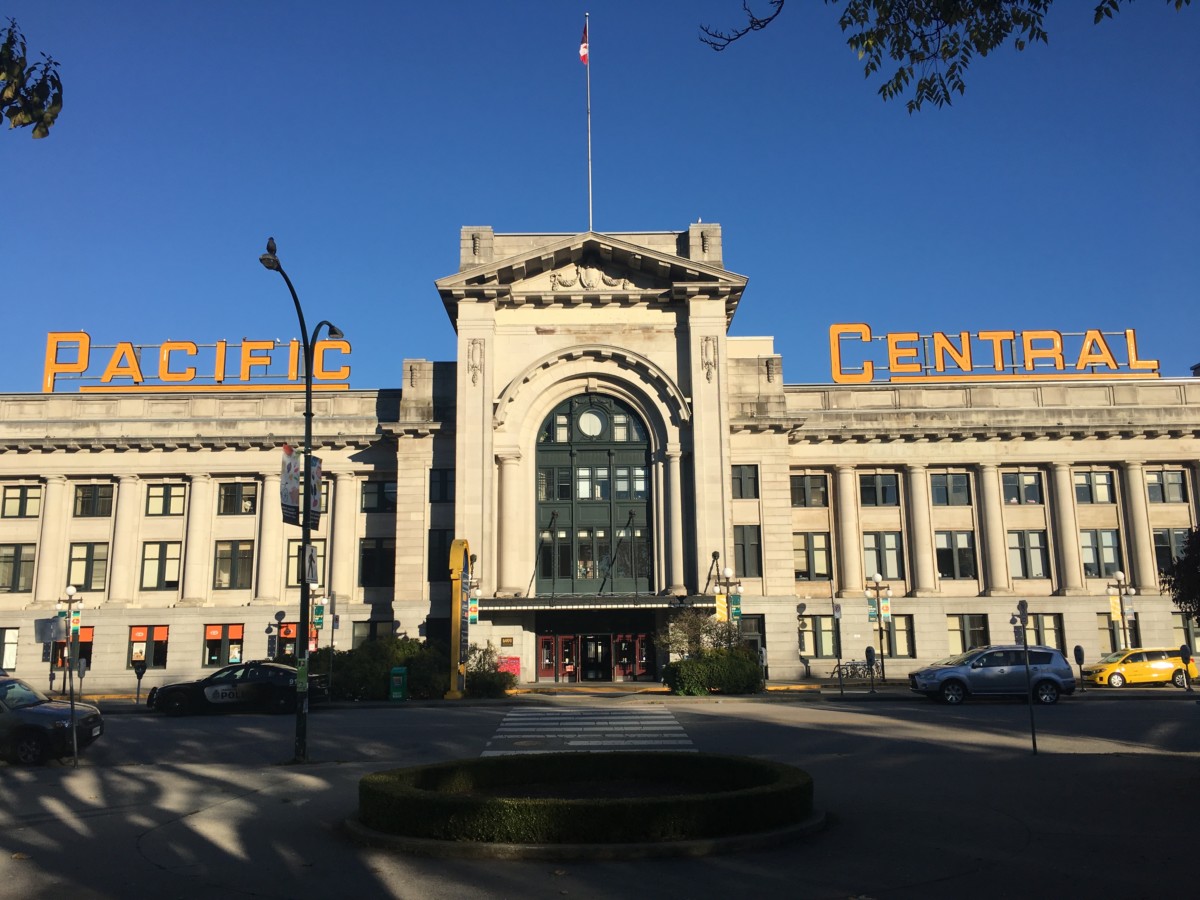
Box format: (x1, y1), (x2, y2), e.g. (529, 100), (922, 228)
(1002, 471), (1043, 505)
(140, 542), (181, 590)
(68, 542), (109, 591)
(1007, 530), (1050, 579)
(146, 483), (186, 516)
(1074, 470), (1115, 504)
(863, 531), (904, 579)
(1154, 527), (1191, 575)
(793, 532), (832, 581)
(935, 531), (977, 579)
(790, 474), (829, 507)
(1146, 469), (1187, 503)
(931, 473), (972, 506)
(1080, 529), (1121, 578)
(0, 544), (35, 593)
(2, 484), (41, 518)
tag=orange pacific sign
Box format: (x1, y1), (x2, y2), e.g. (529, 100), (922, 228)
(43, 331), (352, 393)
(829, 324), (1159, 384)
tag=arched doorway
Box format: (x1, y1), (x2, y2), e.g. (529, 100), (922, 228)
(534, 394), (653, 596)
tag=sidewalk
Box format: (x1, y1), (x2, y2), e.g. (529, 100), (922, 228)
(81, 678), (1194, 714)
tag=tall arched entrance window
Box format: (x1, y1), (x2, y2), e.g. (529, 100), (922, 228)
(535, 394), (653, 595)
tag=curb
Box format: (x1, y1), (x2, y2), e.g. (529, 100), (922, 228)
(341, 809), (827, 861)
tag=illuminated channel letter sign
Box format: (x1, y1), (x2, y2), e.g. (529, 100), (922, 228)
(43, 331), (352, 393)
(829, 324), (1159, 385)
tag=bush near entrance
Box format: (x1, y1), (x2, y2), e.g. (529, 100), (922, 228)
(358, 751), (813, 844)
(304, 637), (448, 700)
(662, 648), (764, 696)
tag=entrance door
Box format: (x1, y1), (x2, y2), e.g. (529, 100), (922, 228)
(558, 635), (578, 682)
(537, 636), (555, 680)
(613, 634), (635, 680)
(581, 634), (612, 681)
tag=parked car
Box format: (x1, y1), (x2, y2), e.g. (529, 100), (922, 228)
(1080, 648), (1199, 688)
(909, 645), (1076, 705)
(146, 661), (329, 716)
(0, 675), (105, 764)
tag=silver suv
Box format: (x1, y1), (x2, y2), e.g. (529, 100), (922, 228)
(908, 645), (1076, 705)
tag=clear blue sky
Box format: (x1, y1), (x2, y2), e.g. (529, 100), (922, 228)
(5, 1), (1198, 392)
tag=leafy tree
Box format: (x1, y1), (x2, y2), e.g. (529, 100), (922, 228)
(1, 18), (62, 138)
(701, 1), (1192, 112)
(1162, 527), (1200, 630)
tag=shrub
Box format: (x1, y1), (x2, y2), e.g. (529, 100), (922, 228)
(661, 648), (764, 696)
(308, 637), (448, 701)
(464, 642), (517, 698)
(358, 752), (813, 844)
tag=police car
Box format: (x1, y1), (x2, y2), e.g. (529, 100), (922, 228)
(146, 661), (328, 716)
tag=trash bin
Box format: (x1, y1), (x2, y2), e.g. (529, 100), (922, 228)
(389, 666), (408, 701)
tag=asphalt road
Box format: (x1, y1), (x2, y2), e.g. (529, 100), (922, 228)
(1, 693), (1196, 899)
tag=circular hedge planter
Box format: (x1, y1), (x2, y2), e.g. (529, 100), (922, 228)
(356, 751), (814, 850)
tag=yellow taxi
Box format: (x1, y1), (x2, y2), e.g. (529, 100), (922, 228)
(1081, 648), (1198, 688)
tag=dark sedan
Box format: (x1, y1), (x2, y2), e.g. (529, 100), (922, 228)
(146, 661), (328, 716)
(0, 676), (105, 764)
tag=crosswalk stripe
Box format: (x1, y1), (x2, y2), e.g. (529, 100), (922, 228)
(482, 707), (695, 756)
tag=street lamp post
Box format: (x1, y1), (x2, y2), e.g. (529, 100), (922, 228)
(1009, 599), (1037, 755)
(1106, 570), (1137, 650)
(865, 573), (892, 682)
(260, 237), (343, 764)
(56, 585), (79, 767)
(715, 565), (744, 652)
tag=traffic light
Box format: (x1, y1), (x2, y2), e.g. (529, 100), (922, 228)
(715, 593), (729, 622)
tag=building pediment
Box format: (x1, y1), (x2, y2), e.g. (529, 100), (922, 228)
(435, 230), (747, 329)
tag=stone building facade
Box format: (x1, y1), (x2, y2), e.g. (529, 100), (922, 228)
(1, 223), (1198, 693)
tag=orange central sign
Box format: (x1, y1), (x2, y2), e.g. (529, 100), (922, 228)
(43, 331), (352, 393)
(829, 324), (1159, 384)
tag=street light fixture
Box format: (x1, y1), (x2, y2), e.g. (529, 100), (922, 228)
(865, 573), (892, 681)
(1106, 570), (1137, 650)
(259, 237), (343, 764)
(55, 584), (80, 767)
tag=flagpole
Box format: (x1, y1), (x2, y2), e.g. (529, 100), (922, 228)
(585, 12), (593, 232)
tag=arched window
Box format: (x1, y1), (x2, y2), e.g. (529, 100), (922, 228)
(535, 395), (652, 595)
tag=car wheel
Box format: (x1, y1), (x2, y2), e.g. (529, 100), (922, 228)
(1033, 681), (1059, 705)
(1108, 672), (1126, 688)
(1172, 670), (1187, 688)
(12, 731), (48, 765)
(162, 693), (188, 717)
(940, 681), (966, 705)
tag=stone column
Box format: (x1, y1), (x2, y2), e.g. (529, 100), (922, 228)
(666, 445), (686, 596)
(977, 464), (1011, 596)
(906, 465), (936, 595)
(34, 476), (70, 604)
(106, 475), (141, 604)
(1050, 462), (1084, 594)
(330, 472), (358, 607)
(1120, 461), (1158, 593)
(181, 474), (213, 606)
(834, 465), (863, 596)
(256, 472), (282, 603)
(496, 451), (522, 594)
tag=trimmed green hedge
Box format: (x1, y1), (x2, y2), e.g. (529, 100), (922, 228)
(662, 649), (765, 696)
(358, 752), (813, 844)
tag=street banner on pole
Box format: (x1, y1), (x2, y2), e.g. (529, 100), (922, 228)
(307, 454), (323, 530)
(281, 443), (301, 525)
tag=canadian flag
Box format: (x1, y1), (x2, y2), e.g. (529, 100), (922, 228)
(579, 23), (588, 65)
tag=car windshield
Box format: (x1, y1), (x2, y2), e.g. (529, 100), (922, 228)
(0, 679), (50, 710)
(937, 651), (980, 667)
(1098, 651), (1128, 664)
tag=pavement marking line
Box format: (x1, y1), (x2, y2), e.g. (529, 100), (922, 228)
(483, 707), (695, 756)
